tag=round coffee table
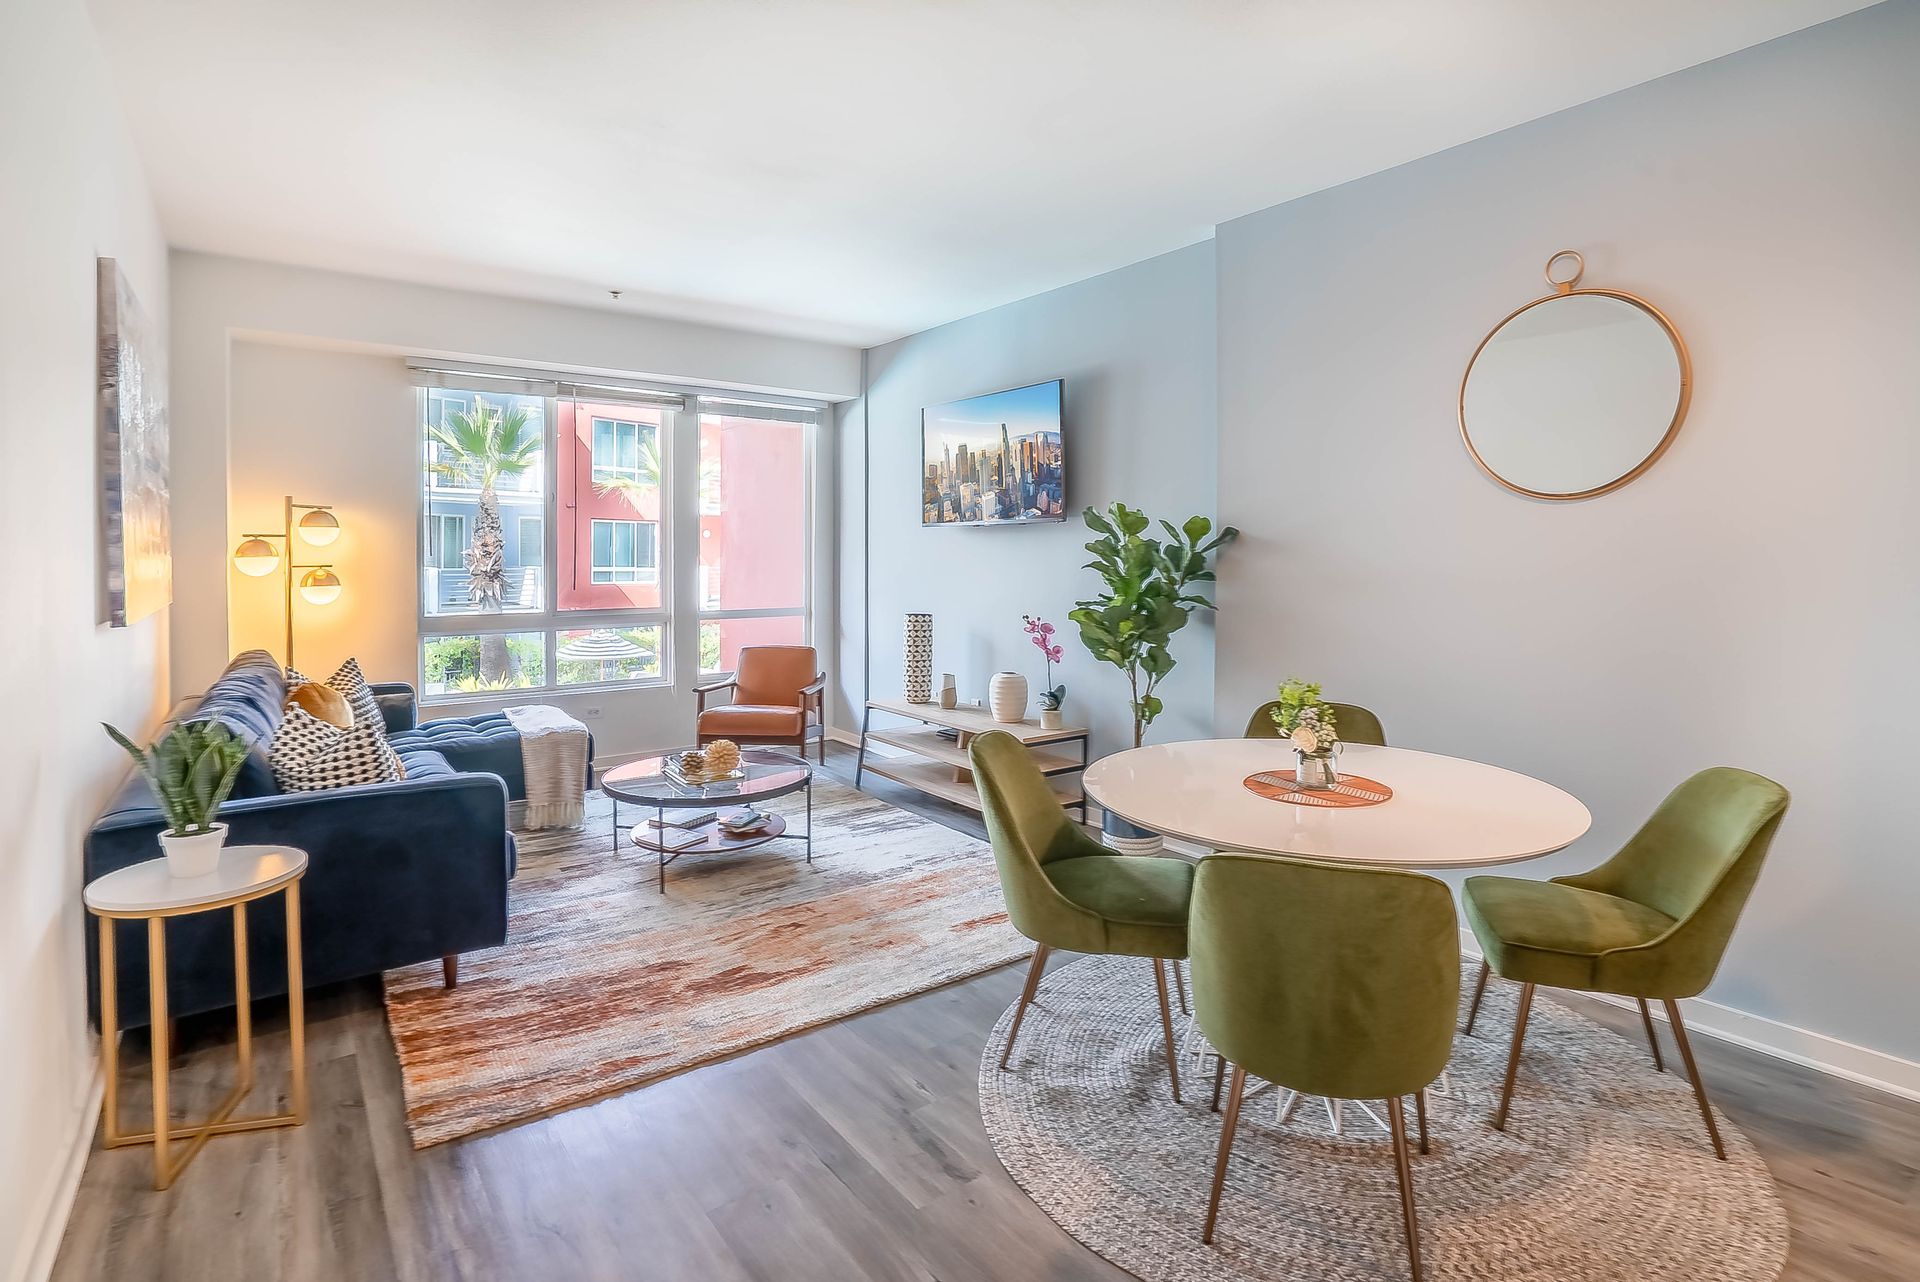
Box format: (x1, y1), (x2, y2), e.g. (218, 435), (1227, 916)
(601, 748), (814, 891)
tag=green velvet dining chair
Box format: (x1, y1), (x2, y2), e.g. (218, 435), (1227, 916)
(1461, 766), (1789, 1160)
(1244, 699), (1387, 747)
(969, 730), (1193, 1102)
(1192, 854), (1458, 1278)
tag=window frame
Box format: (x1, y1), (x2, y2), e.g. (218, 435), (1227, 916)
(694, 400), (817, 677)
(588, 517), (659, 585)
(416, 375), (821, 704)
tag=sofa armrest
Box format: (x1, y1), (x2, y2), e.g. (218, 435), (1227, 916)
(369, 681), (418, 733)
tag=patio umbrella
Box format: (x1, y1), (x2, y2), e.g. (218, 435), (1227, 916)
(558, 629), (651, 681)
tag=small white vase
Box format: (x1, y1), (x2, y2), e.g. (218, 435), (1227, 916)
(159, 823), (228, 878)
(1040, 707), (1064, 730)
(988, 672), (1029, 723)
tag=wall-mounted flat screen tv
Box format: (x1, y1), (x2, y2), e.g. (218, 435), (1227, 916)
(921, 379), (1065, 526)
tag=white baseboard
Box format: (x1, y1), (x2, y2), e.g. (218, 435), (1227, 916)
(825, 726), (861, 748)
(1457, 931), (1920, 1104)
(14, 1067), (101, 1282)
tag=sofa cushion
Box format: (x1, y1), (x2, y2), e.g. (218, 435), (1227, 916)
(391, 713), (527, 797)
(183, 650), (287, 798)
(698, 704), (805, 737)
(394, 747), (457, 781)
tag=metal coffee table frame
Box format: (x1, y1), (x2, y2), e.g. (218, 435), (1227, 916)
(602, 748), (814, 892)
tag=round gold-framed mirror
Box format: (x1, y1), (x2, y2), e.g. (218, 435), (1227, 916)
(1459, 251), (1691, 501)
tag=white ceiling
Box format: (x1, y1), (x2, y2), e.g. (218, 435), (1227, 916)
(89, 0), (1874, 347)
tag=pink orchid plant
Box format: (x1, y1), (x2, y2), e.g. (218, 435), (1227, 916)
(1023, 614), (1067, 710)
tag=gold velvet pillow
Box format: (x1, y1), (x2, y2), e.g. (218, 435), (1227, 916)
(287, 680), (353, 730)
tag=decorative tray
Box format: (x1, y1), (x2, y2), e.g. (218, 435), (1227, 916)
(665, 757), (746, 789)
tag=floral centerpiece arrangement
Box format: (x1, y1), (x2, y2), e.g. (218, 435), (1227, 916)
(1270, 678), (1341, 788)
(1023, 614), (1066, 726)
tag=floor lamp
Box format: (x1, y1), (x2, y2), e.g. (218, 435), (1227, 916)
(231, 495), (343, 669)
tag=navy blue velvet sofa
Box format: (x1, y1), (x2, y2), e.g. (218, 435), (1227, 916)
(85, 650), (592, 1029)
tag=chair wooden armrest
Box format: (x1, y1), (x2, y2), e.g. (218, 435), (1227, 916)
(798, 673), (827, 699)
(693, 678), (736, 713)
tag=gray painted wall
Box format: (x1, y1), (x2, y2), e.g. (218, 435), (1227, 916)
(838, 241), (1220, 759)
(1215, 2), (1920, 1060)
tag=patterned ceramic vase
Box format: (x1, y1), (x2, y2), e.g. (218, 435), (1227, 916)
(988, 672), (1028, 723)
(904, 614), (934, 702)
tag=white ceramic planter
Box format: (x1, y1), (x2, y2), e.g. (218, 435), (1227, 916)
(159, 823), (228, 878)
(1040, 708), (1064, 730)
(988, 672), (1029, 723)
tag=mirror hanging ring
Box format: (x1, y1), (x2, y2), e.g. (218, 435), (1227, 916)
(1458, 249), (1692, 501)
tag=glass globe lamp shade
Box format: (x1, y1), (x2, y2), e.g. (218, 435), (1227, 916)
(299, 567), (343, 605)
(232, 537), (281, 577)
(297, 508), (340, 546)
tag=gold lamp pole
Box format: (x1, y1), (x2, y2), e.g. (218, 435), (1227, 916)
(231, 495), (342, 668)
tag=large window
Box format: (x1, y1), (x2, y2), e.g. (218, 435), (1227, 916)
(697, 401), (813, 674)
(415, 371), (816, 696)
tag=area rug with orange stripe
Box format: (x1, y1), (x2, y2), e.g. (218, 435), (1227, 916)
(382, 778), (1024, 1147)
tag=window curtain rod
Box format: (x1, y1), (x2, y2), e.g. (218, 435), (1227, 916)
(404, 358), (688, 409)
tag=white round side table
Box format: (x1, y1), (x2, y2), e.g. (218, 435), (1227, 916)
(85, 844), (309, 1190)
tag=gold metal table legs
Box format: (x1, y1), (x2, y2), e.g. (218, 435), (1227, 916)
(96, 881), (307, 1190)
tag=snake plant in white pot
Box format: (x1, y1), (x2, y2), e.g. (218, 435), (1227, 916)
(103, 720), (250, 877)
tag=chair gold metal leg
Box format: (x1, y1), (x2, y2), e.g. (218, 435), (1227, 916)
(1201, 1065), (1246, 1244)
(1152, 959), (1183, 1104)
(998, 944), (1051, 1071)
(1463, 959), (1491, 1035)
(1210, 1053), (1226, 1113)
(1491, 982), (1534, 1131)
(147, 919), (171, 1190)
(1636, 998), (1665, 1072)
(1414, 1089), (1430, 1155)
(1387, 1096), (1425, 1282)
(1174, 959), (1189, 1016)
(1663, 998), (1726, 1160)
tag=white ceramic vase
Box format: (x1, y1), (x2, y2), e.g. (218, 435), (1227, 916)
(988, 672), (1029, 723)
(159, 822), (228, 878)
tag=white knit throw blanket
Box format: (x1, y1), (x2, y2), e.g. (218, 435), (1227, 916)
(504, 704), (589, 829)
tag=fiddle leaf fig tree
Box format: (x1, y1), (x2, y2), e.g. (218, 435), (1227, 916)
(1069, 503), (1238, 749)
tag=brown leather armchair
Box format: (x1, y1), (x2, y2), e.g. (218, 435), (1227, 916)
(694, 645), (827, 763)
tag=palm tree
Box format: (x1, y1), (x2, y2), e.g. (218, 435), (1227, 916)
(593, 436), (723, 512)
(592, 433), (664, 509)
(428, 401), (540, 682)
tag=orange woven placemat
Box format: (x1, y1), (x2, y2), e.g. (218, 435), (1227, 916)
(1243, 771), (1393, 808)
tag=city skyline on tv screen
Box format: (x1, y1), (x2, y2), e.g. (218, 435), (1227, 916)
(922, 380), (1065, 525)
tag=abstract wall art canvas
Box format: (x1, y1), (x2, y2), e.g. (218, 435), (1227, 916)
(97, 257), (171, 627)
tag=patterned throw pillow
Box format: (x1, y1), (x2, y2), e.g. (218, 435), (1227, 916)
(271, 659), (405, 791)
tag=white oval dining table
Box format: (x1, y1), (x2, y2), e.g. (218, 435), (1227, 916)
(1082, 739), (1591, 868)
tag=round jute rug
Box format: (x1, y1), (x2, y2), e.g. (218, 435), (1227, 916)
(979, 955), (1788, 1282)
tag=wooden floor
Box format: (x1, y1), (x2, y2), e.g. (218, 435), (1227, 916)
(53, 746), (1920, 1281)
